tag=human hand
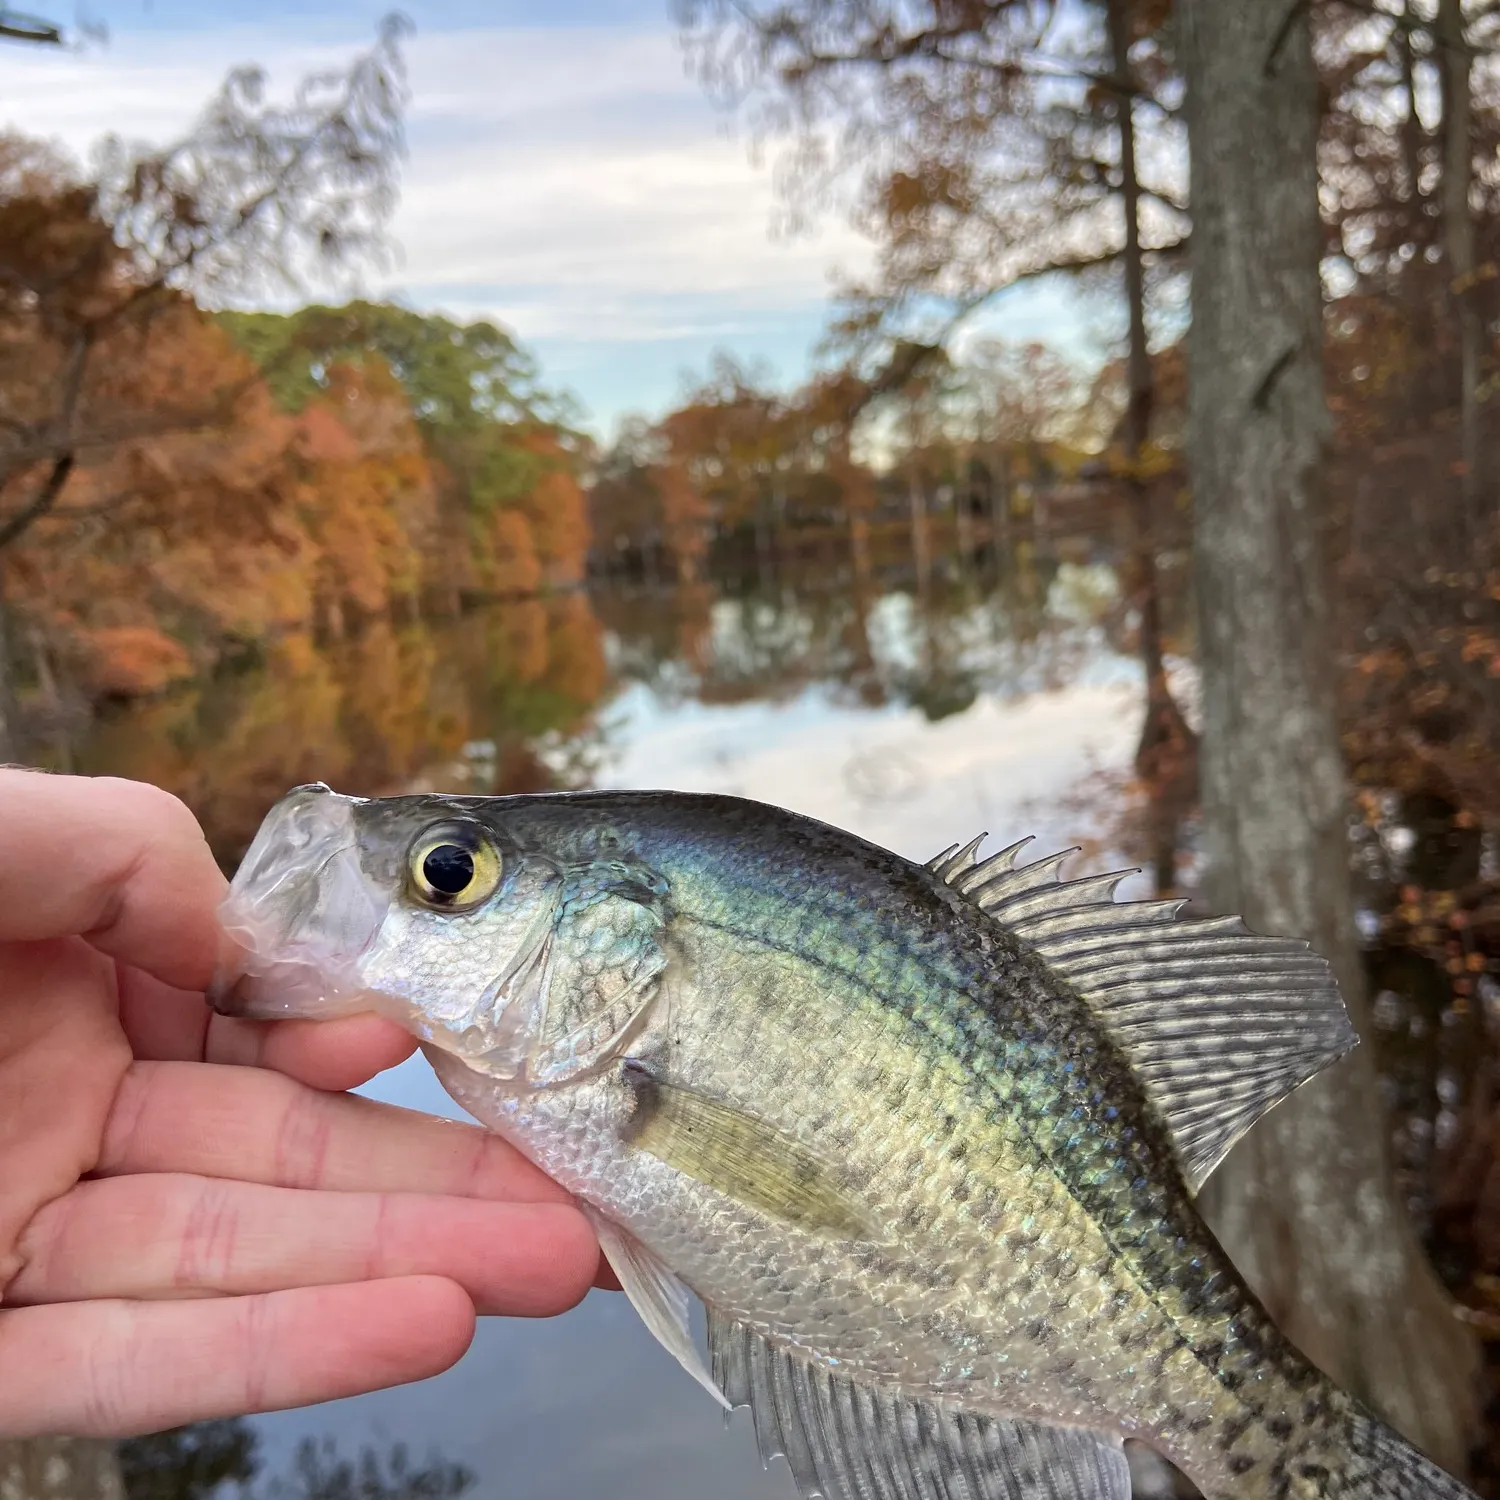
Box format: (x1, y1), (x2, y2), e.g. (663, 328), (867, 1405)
(0, 772), (600, 1438)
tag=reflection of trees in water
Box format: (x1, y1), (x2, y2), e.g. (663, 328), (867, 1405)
(65, 597), (610, 869)
(55, 538), (1142, 870)
(594, 542), (1123, 722)
(118, 1420), (471, 1500)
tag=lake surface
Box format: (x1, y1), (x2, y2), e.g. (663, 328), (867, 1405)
(77, 543), (1178, 1499)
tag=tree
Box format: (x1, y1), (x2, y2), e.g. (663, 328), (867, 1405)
(1437, 0), (1481, 515)
(678, 0), (1186, 348)
(679, 0), (1194, 868)
(0, 3), (63, 45)
(0, 18), (410, 756)
(220, 302), (591, 594)
(1182, 0), (1478, 1471)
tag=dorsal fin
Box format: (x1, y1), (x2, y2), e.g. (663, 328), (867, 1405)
(927, 836), (1358, 1193)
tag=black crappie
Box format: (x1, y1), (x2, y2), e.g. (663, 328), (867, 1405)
(209, 784), (1476, 1500)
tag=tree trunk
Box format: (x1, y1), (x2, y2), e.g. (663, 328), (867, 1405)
(1181, 0), (1479, 1474)
(0, 1438), (125, 1500)
(1438, 0), (1482, 530)
(989, 450), (1011, 555)
(849, 505), (871, 584)
(1399, 0), (1425, 228)
(908, 468), (931, 598)
(1109, 0), (1195, 897)
(954, 469), (974, 570)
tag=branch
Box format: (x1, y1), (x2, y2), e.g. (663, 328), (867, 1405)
(0, 376), (254, 492)
(726, 2), (1165, 104)
(0, 452), (74, 551)
(50, 487), (142, 520)
(837, 238), (1188, 423)
(948, 236), (1187, 319)
(786, 36), (1164, 102)
(0, 7), (63, 43)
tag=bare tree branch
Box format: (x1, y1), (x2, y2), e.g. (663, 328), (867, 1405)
(0, 452), (73, 550)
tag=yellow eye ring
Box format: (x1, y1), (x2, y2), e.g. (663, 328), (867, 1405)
(408, 822), (503, 911)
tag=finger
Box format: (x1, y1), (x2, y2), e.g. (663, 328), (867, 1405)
(11, 1174), (598, 1317)
(99, 1061), (573, 1205)
(0, 1276), (474, 1439)
(205, 1013), (418, 1089)
(119, 968), (416, 1090)
(0, 772), (224, 990)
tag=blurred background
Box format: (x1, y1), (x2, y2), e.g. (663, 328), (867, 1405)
(0, 0), (1495, 1495)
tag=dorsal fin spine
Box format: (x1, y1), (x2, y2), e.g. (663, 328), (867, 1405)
(966, 848), (1076, 906)
(949, 837), (1032, 891)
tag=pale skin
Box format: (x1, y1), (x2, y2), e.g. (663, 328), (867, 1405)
(0, 770), (605, 1439)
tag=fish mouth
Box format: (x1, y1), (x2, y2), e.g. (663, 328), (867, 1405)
(208, 783), (390, 1021)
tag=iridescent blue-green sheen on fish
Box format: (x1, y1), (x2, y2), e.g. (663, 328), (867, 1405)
(209, 785), (1477, 1500)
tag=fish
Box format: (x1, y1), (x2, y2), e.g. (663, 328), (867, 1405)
(209, 783), (1477, 1500)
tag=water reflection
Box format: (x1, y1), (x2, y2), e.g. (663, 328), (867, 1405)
(67, 545), (1146, 874)
(72, 595), (608, 869)
(118, 1419), (473, 1500)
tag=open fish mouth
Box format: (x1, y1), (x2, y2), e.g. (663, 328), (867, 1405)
(207, 783), (390, 1020)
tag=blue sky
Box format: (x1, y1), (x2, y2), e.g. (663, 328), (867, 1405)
(0, 0), (1088, 437)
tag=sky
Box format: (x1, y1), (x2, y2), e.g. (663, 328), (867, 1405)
(0, 0), (1089, 437)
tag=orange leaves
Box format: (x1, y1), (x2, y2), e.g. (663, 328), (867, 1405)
(0, 143), (586, 713)
(289, 359), (440, 628)
(652, 462), (710, 569)
(506, 429), (591, 587)
(294, 403), (363, 466)
(4, 292), (599, 709)
(475, 508), (543, 598)
(77, 626), (194, 697)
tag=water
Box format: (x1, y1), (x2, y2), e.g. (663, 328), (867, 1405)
(78, 546), (1163, 1499)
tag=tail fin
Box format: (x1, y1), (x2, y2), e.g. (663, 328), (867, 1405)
(1338, 1410), (1477, 1500)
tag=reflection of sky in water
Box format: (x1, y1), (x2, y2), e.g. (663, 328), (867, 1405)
(249, 641), (1149, 1499)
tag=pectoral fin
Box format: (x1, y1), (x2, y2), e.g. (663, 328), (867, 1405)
(585, 1208), (728, 1412)
(708, 1313), (1130, 1500)
(620, 1061), (880, 1240)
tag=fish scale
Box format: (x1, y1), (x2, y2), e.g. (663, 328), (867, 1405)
(210, 785), (1478, 1500)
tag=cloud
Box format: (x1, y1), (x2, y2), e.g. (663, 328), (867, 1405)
(0, 7), (1099, 432)
(388, 134), (863, 303)
(0, 15), (873, 424)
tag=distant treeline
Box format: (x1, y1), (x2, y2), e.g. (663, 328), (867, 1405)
(9, 287), (591, 698)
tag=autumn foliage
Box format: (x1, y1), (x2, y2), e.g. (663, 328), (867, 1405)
(0, 157), (591, 707)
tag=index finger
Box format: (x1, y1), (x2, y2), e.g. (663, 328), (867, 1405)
(0, 771), (225, 992)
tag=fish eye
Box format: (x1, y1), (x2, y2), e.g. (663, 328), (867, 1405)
(408, 822), (502, 911)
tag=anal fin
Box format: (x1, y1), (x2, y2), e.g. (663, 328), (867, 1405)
(585, 1208), (729, 1412)
(708, 1312), (1130, 1500)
